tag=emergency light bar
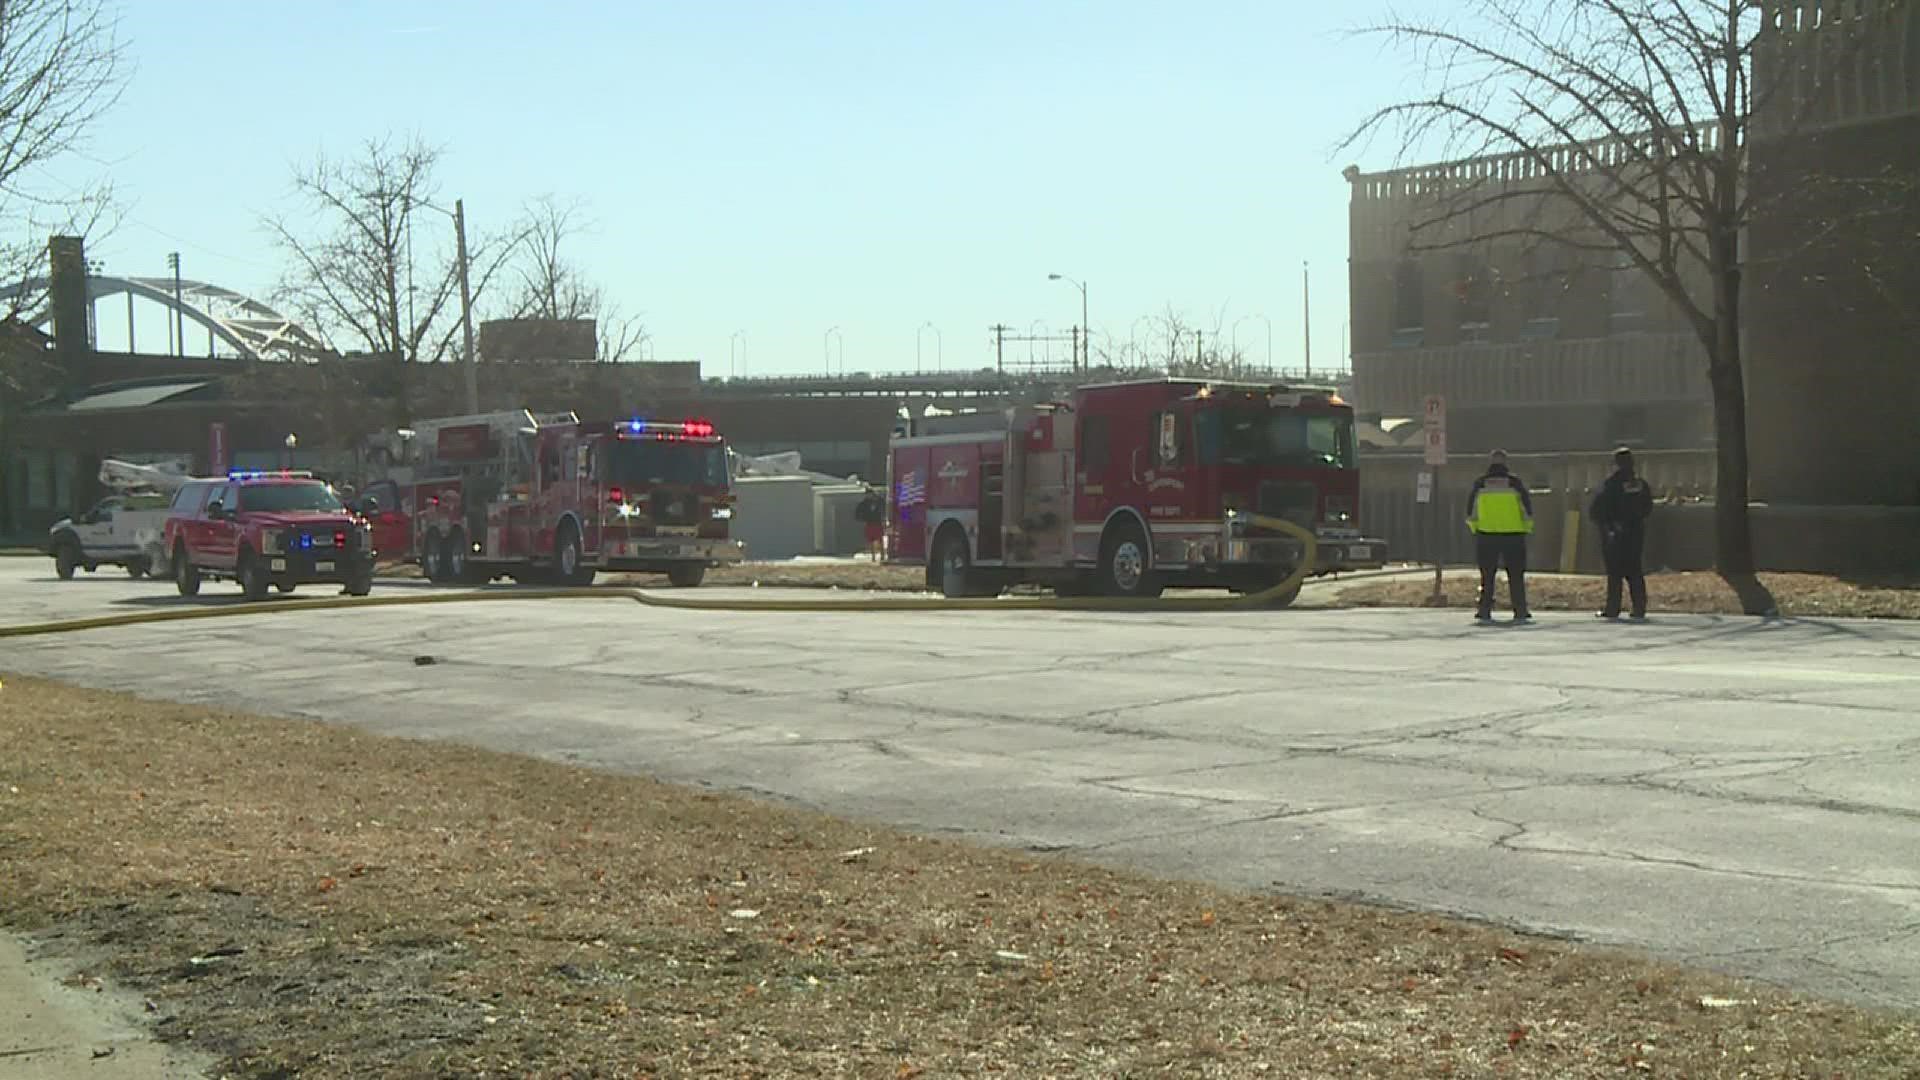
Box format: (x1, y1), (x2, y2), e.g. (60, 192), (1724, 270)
(622, 418), (717, 438)
(228, 469), (315, 481)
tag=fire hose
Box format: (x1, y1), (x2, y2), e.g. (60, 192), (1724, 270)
(0, 516), (1315, 640)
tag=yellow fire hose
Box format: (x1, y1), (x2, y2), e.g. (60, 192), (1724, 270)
(0, 517), (1315, 639)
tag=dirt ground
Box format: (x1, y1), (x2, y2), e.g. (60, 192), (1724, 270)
(1336, 571), (1920, 619)
(2, 677), (1915, 1077)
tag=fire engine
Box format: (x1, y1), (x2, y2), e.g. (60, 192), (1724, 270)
(887, 378), (1387, 605)
(388, 408), (742, 587)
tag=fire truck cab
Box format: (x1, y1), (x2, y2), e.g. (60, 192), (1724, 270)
(887, 378), (1387, 604)
(400, 409), (742, 587)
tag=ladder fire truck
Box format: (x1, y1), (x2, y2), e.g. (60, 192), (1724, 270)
(389, 409), (742, 587)
(886, 378), (1387, 605)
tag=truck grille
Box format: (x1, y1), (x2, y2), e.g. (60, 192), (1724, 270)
(1257, 481), (1318, 529)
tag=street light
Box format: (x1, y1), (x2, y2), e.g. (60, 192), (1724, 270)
(1048, 273), (1088, 372)
(1233, 313), (1273, 372)
(730, 330), (746, 379)
(823, 326), (843, 376)
(284, 433), (298, 470)
(405, 197), (481, 413)
(916, 322), (942, 373)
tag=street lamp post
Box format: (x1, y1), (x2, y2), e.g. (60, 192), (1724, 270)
(824, 326), (843, 376)
(402, 197), (482, 412)
(916, 322), (942, 373)
(1233, 313), (1274, 372)
(1048, 273), (1088, 373)
(283, 433), (298, 470)
(730, 330), (746, 379)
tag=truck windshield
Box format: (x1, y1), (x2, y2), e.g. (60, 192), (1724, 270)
(1195, 408), (1355, 470)
(237, 484), (345, 513)
(608, 440), (728, 488)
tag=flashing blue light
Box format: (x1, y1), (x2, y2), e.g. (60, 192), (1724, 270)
(299, 533), (314, 550)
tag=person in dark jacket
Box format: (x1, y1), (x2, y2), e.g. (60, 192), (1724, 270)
(854, 486), (886, 559)
(1465, 450), (1534, 624)
(1590, 446), (1654, 620)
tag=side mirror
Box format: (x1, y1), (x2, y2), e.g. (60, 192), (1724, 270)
(361, 496), (381, 514)
(205, 500), (226, 519)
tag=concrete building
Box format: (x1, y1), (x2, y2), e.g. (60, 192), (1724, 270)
(1342, 0), (1920, 570)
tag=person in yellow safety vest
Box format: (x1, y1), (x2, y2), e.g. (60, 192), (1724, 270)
(1465, 449), (1534, 624)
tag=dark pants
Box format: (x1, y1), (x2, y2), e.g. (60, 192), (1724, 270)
(1475, 534), (1529, 617)
(1600, 527), (1647, 617)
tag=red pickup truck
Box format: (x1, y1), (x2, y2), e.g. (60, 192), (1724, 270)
(162, 472), (375, 600)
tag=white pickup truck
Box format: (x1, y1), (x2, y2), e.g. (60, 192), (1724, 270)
(46, 492), (173, 580)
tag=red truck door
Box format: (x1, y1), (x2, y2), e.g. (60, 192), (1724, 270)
(1074, 405), (1151, 524)
(888, 444), (931, 562)
(358, 480), (410, 560)
(203, 482), (241, 569)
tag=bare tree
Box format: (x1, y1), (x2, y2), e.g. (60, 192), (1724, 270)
(502, 194), (646, 362)
(264, 135), (524, 416)
(1342, 0), (1897, 609)
(0, 0), (125, 535)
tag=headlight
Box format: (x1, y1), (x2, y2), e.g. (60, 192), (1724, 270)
(711, 507), (733, 520)
(616, 503), (636, 519)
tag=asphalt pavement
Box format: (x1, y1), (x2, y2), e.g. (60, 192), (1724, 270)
(2, 559), (1916, 1007)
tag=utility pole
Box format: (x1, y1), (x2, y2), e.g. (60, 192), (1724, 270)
(1195, 330), (1204, 367)
(1302, 261), (1312, 378)
(166, 252), (182, 356)
(989, 324), (1009, 375)
(454, 199), (479, 413)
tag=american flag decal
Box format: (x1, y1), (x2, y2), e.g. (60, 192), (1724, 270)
(896, 470), (925, 505)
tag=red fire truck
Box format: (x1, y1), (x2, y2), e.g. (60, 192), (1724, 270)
(887, 378), (1386, 604)
(387, 409), (742, 587)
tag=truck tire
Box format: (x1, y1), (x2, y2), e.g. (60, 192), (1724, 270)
(445, 528), (467, 583)
(53, 539), (79, 580)
(344, 565), (373, 597)
(667, 563), (706, 588)
(422, 529), (448, 583)
(125, 558), (148, 579)
(934, 528), (976, 599)
(238, 547), (270, 602)
(555, 522), (596, 586)
(173, 545), (201, 597)
(1099, 521), (1162, 599)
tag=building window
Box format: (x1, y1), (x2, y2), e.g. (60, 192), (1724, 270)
(1453, 253), (1493, 337)
(1609, 261), (1653, 333)
(1391, 259), (1424, 348)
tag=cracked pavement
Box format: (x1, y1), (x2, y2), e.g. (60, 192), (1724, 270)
(4, 563), (1918, 1007)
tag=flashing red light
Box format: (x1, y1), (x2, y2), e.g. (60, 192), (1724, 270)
(607, 486), (625, 504)
(428, 495), (440, 507)
(334, 530), (347, 548)
(684, 419), (714, 438)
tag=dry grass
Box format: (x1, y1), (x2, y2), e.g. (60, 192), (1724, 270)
(2, 675), (1914, 1078)
(1338, 571), (1920, 620)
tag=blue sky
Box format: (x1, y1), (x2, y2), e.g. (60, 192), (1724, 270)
(53, 1), (1415, 376)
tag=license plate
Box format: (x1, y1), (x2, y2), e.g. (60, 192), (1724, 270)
(270, 558), (286, 571)
(1349, 545), (1373, 562)
(316, 561), (334, 573)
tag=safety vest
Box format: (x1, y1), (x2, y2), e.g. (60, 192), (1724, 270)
(1467, 475), (1533, 535)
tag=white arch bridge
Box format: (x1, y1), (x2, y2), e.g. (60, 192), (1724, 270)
(0, 275), (330, 362)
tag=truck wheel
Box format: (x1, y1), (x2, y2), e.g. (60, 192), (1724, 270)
(125, 559), (148, 579)
(238, 548), (270, 602)
(934, 528), (976, 599)
(173, 545), (201, 597)
(667, 563), (706, 588)
(421, 530), (446, 583)
(1099, 522), (1162, 599)
(344, 565), (373, 597)
(53, 540), (78, 580)
(556, 522), (596, 586)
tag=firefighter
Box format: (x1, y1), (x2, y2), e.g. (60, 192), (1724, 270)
(1465, 449), (1534, 624)
(1590, 446), (1654, 620)
(854, 485), (886, 560)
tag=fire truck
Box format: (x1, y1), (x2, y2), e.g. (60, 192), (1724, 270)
(887, 378), (1387, 604)
(391, 409), (742, 587)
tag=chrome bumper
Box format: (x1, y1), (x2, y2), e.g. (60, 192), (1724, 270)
(601, 537), (744, 565)
(1160, 521), (1388, 573)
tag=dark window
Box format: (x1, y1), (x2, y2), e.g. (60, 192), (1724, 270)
(1454, 253), (1493, 330)
(1194, 408), (1355, 470)
(236, 483), (344, 513)
(607, 440), (728, 488)
(1392, 259), (1424, 335)
(1082, 415), (1110, 474)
